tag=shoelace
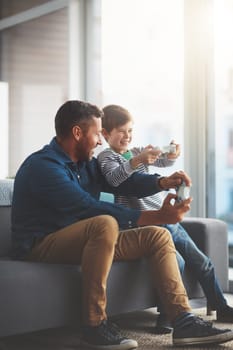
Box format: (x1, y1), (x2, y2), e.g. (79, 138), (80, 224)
(176, 315), (213, 330)
(98, 320), (124, 341)
(107, 320), (121, 335)
(192, 316), (213, 328)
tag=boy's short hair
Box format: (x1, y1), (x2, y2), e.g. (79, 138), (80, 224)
(102, 105), (133, 132)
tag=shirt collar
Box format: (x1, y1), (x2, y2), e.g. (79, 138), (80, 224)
(49, 137), (93, 171)
(49, 137), (74, 166)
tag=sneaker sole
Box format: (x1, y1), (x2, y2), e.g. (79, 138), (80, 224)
(173, 330), (233, 346)
(154, 326), (173, 335)
(81, 339), (138, 350)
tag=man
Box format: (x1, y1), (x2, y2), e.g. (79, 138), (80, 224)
(12, 100), (233, 350)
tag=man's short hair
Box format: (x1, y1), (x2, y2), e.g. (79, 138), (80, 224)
(55, 100), (103, 138)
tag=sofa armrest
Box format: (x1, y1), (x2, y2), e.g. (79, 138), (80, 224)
(181, 217), (229, 292)
(0, 179), (14, 206)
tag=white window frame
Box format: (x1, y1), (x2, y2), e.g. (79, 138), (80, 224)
(0, 82), (9, 179)
(184, 0), (215, 218)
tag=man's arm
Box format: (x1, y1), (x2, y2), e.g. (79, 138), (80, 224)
(104, 171), (162, 198)
(29, 157), (191, 229)
(107, 169), (192, 199)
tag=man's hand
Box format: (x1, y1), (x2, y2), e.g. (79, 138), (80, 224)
(157, 193), (192, 223)
(137, 193), (192, 226)
(159, 170), (192, 190)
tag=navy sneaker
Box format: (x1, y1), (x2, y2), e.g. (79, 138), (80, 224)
(217, 305), (233, 322)
(173, 313), (233, 346)
(82, 319), (138, 350)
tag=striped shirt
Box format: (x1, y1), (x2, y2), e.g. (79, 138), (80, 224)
(97, 147), (175, 210)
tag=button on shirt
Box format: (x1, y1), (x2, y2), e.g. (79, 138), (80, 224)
(11, 137), (161, 259)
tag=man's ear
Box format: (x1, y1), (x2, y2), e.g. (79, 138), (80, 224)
(72, 125), (82, 140)
(101, 128), (109, 140)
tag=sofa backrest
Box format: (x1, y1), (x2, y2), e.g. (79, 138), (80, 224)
(0, 180), (14, 257)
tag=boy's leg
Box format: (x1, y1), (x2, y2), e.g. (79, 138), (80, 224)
(27, 215), (119, 326)
(165, 223), (228, 312)
(114, 225), (191, 320)
(114, 225), (233, 346)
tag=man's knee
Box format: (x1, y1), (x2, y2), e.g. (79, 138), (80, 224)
(139, 226), (174, 252)
(150, 226), (173, 245)
(93, 214), (119, 229)
(91, 215), (119, 243)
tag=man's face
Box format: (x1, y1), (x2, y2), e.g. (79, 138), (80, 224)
(76, 116), (102, 161)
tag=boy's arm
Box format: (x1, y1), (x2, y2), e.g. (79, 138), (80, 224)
(132, 147), (175, 168)
(97, 149), (136, 187)
(98, 147), (163, 187)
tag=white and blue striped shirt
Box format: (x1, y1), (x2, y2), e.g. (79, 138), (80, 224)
(97, 147), (175, 210)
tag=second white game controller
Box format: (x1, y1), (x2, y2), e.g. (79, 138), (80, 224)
(176, 182), (190, 202)
(161, 144), (176, 154)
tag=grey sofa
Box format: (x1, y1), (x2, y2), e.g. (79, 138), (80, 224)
(0, 179), (229, 337)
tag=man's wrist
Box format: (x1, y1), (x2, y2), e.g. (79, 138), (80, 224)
(137, 210), (162, 226)
(158, 176), (169, 191)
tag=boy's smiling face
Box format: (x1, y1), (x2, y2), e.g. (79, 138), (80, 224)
(102, 121), (133, 154)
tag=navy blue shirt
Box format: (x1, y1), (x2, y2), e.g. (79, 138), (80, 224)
(11, 138), (161, 259)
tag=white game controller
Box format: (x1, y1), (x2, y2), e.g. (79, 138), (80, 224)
(162, 144), (176, 154)
(176, 182), (190, 202)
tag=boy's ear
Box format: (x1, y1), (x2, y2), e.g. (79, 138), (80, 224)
(101, 128), (109, 140)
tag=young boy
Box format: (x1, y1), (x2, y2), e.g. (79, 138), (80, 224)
(97, 104), (233, 333)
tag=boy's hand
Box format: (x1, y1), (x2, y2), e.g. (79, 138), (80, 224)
(158, 170), (192, 189)
(131, 145), (161, 168)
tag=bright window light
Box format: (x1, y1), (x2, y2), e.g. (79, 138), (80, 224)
(101, 0), (184, 174)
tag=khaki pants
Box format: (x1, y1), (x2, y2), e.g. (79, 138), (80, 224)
(27, 215), (191, 326)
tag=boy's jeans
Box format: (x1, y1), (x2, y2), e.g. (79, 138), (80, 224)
(164, 223), (227, 311)
(26, 215), (191, 326)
